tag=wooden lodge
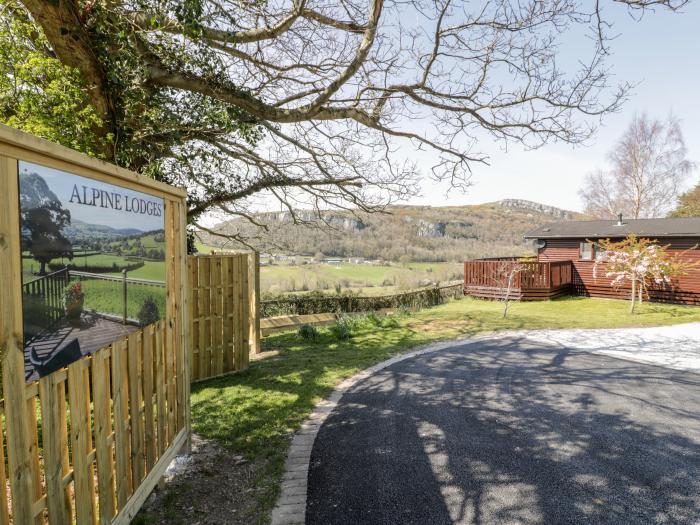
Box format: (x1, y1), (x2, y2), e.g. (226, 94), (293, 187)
(464, 216), (700, 305)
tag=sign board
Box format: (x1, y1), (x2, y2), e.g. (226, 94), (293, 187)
(19, 160), (167, 381)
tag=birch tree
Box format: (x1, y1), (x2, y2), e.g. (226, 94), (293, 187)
(580, 114), (695, 219)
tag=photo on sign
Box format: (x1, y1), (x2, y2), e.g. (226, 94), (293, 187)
(18, 161), (166, 382)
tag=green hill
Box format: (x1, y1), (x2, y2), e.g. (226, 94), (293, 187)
(197, 199), (587, 262)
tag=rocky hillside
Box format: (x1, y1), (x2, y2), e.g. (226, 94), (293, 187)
(197, 200), (586, 262)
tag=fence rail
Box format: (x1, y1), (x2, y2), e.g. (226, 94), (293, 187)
(464, 260), (573, 290)
(70, 270), (167, 287)
(261, 282), (463, 318)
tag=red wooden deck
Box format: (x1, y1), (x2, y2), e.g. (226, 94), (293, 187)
(463, 258), (572, 301)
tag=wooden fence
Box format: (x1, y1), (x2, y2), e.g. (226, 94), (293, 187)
(0, 125), (190, 525)
(463, 258), (573, 301)
(187, 253), (260, 382)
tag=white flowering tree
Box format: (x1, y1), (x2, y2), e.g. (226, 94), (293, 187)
(593, 235), (691, 313)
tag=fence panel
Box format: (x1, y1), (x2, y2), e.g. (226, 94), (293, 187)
(188, 253), (259, 382)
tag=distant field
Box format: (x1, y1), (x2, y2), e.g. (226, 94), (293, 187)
(108, 232), (163, 251)
(260, 261), (462, 295)
(22, 252), (166, 282)
(107, 261), (166, 281)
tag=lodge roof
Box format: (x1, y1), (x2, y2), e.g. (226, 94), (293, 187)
(524, 216), (700, 239)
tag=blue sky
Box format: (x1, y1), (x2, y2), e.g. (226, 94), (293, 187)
(20, 161), (165, 232)
(409, 2), (700, 212)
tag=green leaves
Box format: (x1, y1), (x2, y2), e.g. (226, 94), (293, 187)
(0, 2), (107, 156)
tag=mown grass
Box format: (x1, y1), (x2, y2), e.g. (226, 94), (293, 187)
(190, 296), (700, 523)
(106, 260), (165, 281)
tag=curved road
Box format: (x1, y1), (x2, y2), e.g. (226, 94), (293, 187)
(306, 336), (700, 524)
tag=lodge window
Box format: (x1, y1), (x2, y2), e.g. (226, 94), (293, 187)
(594, 243), (608, 261)
(579, 242), (593, 260)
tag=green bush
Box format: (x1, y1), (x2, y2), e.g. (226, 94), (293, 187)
(364, 312), (382, 326)
(297, 324), (319, 341)
(380, 316), (400, 328)
(137, 296), (161, 326)
(329, 320), (352, 340)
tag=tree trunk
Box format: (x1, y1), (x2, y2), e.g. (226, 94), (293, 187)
(630, 277), (637, 314)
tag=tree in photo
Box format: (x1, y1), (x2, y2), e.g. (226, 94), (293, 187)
(19, 172), (74, 275)
(580, 114), (695, 219)
(593, 235), (692, 313)
(0, 0), (688, 249)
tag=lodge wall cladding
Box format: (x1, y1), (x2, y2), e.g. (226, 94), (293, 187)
(540, 238), (700, 305)
(0, 125), (190, 524)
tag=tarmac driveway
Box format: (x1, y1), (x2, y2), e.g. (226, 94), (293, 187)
(306, 328), (700, 524)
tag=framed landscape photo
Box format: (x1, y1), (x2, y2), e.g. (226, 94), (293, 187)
(18, 160), (167, 382)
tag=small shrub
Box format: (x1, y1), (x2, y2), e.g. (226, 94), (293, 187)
(297, 324), (319, 341)
(396, 305), (413, 318)
(364, 312), (382, 327)
(137, 296), (161, 326)
(328, 321), (352, 341)
(381, 316), (400, 328)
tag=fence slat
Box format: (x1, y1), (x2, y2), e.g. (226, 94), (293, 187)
(248, 252), (261, 354)
(67, 360), (97, 525)
(212, 257), (224, 377)
(222, 257), (234, 373)
(39, 375), (72, 524)
(189, 258), (200, 381)
(112, 339), (132, 509)
(142, 325), (156, 471)
(128, 331), (145, 486)
(91, 349), (116, 524)
(239, 255), (250, 371)
(154, 323), (167, 456)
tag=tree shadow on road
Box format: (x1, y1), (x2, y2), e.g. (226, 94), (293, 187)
(307, 338), (700, 524)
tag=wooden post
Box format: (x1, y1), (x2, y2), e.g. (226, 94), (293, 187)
(0, 156), (36, 524)
(122, 269), (128, 324)
(248, 251), (261, 354)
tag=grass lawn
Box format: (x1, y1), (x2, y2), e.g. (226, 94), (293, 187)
(187, 296), (700, 524)
(79, 279), (166, 320)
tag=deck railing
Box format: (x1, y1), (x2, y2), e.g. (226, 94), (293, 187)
(22, 267), (70, 340)
(464, 259), (572, 290)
